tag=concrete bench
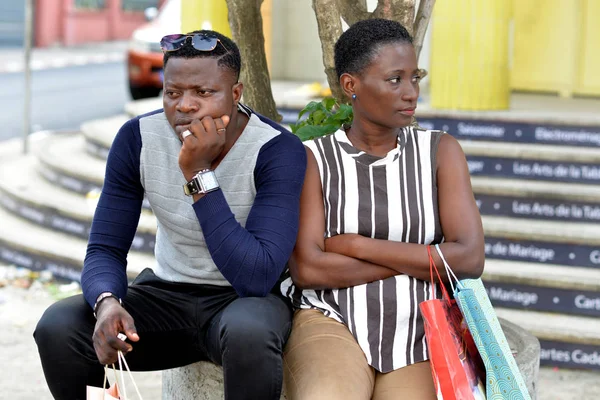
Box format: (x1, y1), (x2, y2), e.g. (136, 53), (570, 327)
(162, 362), (287, 400)
(162, 318), (539, 400)
(500, 317), (541, 399)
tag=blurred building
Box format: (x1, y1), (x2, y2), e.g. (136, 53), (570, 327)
(0, 0), (167, 48)
(0, 0), (28, 46)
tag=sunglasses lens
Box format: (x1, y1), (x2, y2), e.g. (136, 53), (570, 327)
(160, 34), (187, 51)
(191, 35), (218, 51)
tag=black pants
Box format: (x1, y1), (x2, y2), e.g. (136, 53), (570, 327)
(34, 268), (293, 400)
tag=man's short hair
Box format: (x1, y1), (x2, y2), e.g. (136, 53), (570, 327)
(334, 19), (413, 79)
(163, 30), (241, 81)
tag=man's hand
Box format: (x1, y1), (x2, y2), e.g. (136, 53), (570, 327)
(179, 115), (230, 181)
(92, 298), (139, 365)
(324, 233), (361, 258)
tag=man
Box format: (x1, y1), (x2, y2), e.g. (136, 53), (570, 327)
(34, 30), (306, 400)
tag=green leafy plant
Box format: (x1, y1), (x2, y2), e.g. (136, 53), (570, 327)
(290, 97), (354, 142)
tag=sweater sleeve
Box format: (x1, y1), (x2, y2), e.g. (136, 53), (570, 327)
(81, 118), (144, 308)
(192, 128), (307, 297)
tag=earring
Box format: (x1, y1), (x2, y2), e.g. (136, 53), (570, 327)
(352, 94), (357, 100)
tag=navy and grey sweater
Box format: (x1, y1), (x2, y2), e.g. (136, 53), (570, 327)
(81, 106), (306, 307)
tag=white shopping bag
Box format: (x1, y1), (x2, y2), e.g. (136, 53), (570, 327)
(86, 350), (143, 400)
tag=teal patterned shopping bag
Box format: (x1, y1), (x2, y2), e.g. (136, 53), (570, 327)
(433, 245), (531, 400)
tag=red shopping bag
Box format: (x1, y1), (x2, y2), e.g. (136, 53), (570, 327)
(419, 246), (486, 400)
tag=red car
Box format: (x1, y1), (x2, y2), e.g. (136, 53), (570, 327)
(127, 0), (180, 99)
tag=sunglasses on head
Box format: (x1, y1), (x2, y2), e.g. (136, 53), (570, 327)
(160, 33), (229, 53)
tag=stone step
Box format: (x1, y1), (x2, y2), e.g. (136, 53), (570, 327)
(78, 113), (600, 207)
(37, 132), (105, 195)
(483, 215), (600, 245)
(484, 259), (600, 291)
(80, 115), (600, 205)
(22, 133), (600, 265)
(6, 151), (600, 315)
(81, 115), (128, 160)
(0, 150), (157, 253)
(483, 259), (600, 318)
(84, 110), (600, 186)
(462, 140), (600, 163)
(497, 307), (600, 346)
(37, 132), (153, 211)
(496, 308), (600, 371)
(417, 91), (600, 126)
(81, 127), (600, 224)
(0, 204), (153, 282)
(82, 123), (600, 224)
(473, 176), (600, 203)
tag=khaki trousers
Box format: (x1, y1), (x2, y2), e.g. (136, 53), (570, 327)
(284, 309), (437, 400)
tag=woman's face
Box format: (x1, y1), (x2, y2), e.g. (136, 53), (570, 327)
(351, 42), (420, 129)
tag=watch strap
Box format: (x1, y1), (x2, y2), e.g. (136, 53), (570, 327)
(93, 292), (122, 318)
(183, 169), (219, 196)
(183, 177), (201, 196)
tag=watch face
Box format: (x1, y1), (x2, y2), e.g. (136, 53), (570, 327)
(199, 171), (219, 191)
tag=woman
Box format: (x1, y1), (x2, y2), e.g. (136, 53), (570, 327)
(280, 19), (485, 400)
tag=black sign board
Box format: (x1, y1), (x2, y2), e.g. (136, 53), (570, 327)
(417, 117), (600, 148)
(485, 236), (600, 269)
(484, 280), (600, 318)
(0, 192), (155, 253)
(0, 242), (82, 283)
(467, 155), (600, 184)
(476, 194), (600, 223)
(539, 339), (600, 371)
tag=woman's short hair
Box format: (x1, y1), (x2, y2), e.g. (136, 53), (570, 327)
(334, 18), (413, 79)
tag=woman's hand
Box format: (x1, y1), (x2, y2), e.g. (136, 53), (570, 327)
(290, 148), (399, 289)
(324, 233), (361, 258)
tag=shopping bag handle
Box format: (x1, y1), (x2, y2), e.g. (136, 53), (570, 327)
(118, 350), (143, 400)
(427, 245), (451, 301)
(100, 351), (143, 400)
(433, 244), (464, 292)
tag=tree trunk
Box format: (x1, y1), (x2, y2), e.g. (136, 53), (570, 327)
(338, 0), (369, 26)
(312, 0), (345, 104)
(373, 0), (416, 34)
(225, 0), (279, 121)
(413, 0), (436, 60)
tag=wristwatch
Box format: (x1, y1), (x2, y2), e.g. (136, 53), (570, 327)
(93, 292), (122, 318)
(183, 169), (220, 196)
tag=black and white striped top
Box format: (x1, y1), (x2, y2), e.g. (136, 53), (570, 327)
(281, 126), (445, 373)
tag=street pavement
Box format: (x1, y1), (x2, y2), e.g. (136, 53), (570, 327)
(0, 41), (131, 142)
(0, 41), (128, 74)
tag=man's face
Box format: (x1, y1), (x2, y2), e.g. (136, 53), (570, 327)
(163, 56), (241, 136)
